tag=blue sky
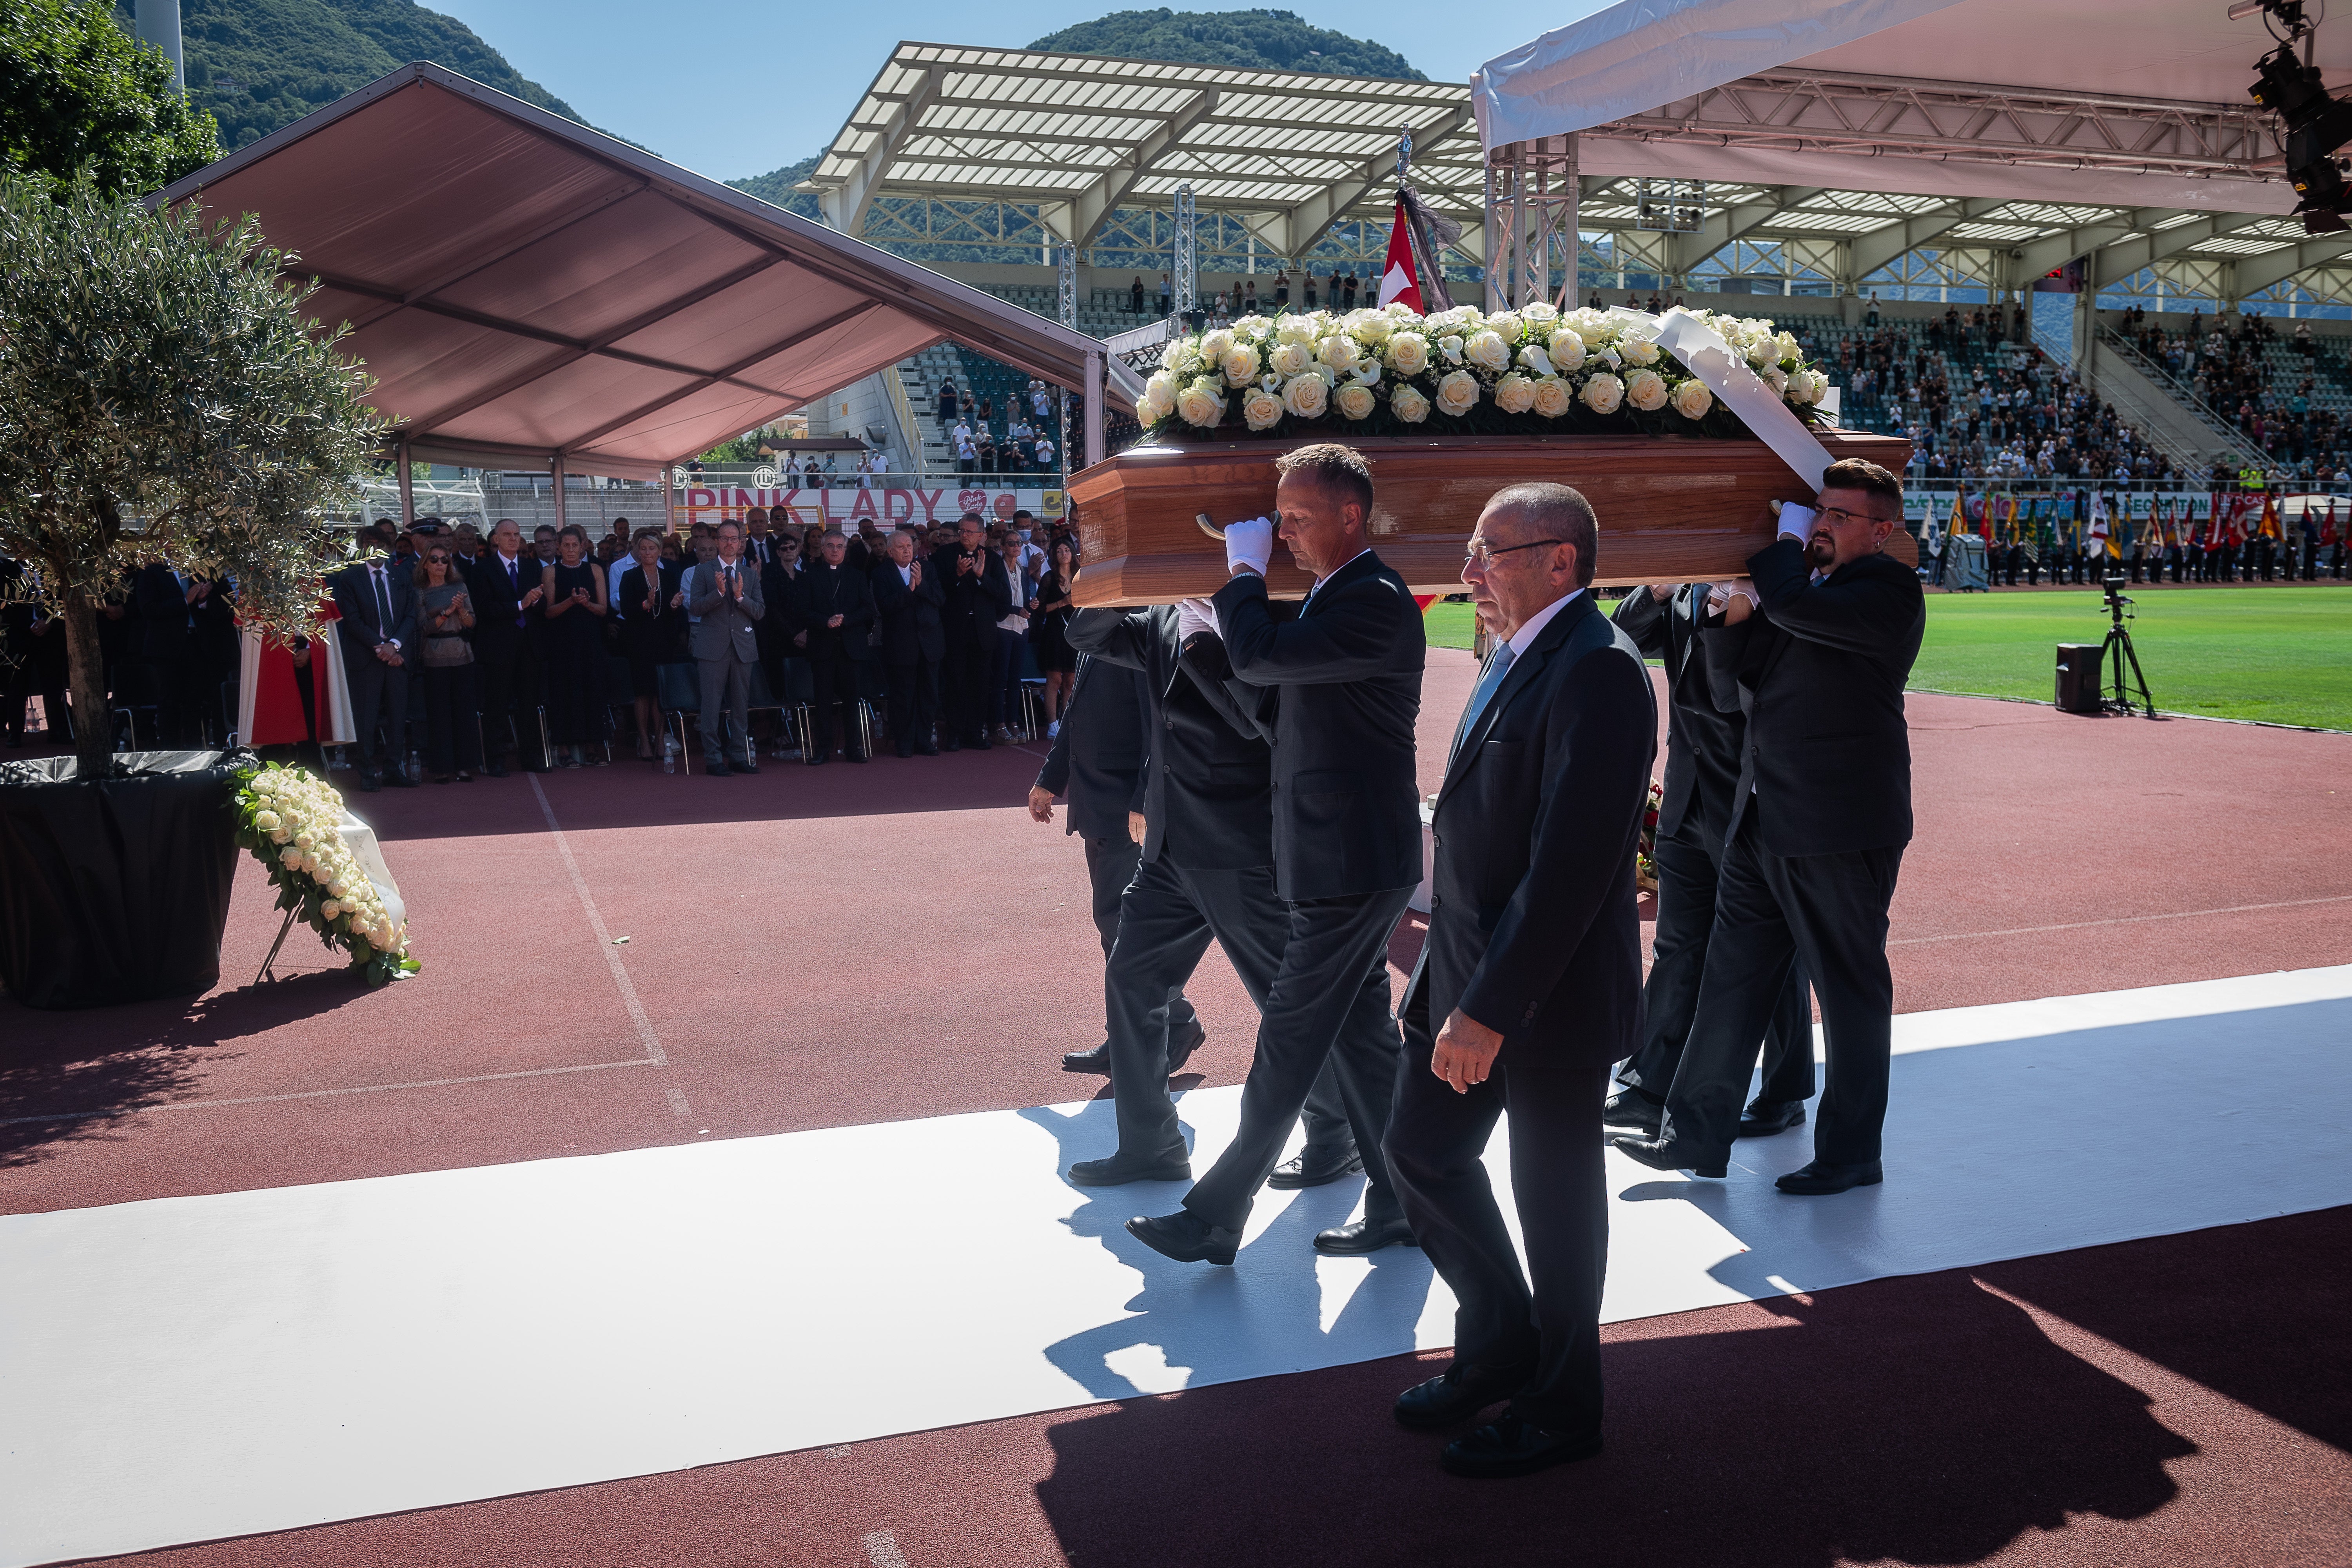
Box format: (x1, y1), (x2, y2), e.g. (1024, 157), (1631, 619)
(436, 1), (1598, 183)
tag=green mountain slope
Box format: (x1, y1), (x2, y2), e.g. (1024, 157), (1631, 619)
(1027, 7), (1423, 79)
(726, 8), (1423, 212)
(160, 0), (592, 151)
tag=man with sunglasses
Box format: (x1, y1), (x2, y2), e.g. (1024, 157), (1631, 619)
(1613, 459), (1924, 1196)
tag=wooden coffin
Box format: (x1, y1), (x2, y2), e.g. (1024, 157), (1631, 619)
(1068, 430), (1913, 606)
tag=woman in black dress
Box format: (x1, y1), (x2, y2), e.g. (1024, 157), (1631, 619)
(539, 523), (610, 766)
(612, 529), (681, 760)
(1031, 536), (1079, 733)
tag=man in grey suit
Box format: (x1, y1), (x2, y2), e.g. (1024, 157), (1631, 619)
(689, 520), (765, 776)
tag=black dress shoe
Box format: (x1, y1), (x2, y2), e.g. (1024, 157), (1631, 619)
(1164, 1022), (1206, 1075)
(1069, 1152), (1191, 1187)
(1441, 1415), (1603, 1478)
(355, 773), (381, 793)
(1775, 1158), (1882, 1195)
(896, 747), (915, 759)
(737, 762), (760, 775)
(483, 763), (510, 778)
(1609, 1134), (1727, 1180)
(1313, 1216), (1416, 1255)
(915, 744), (939, 757)
(1126, 1210), (1240, 1266)
(846, 752), (869, 764)
(941, 739), (962, 752)
(1268, 1145), (1363, 1189)
(1393, 1362), (1532, 1430)
(704, 760), (733, 777)
(969, 736), (992, 751)
(1602, 1091), (1664, 1136)
(807, 753), (829, 765)
(1738, 1098), (1807, 1138)
(1061, 1042), (1111, 1075)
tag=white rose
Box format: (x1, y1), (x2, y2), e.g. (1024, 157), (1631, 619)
(1175, 383), (1226, 428)
(1440, 335), (1464, 364)
(1233, 313), (1271, 333)
(1581, 372), (1625, 414)
(1746, 337), (1775, 368)
(1806, 368), (1831, 404)
(1220, 344), (1261, 386)
(1546, 329), (1586, 372)
(320, 899), (341, 919)
(1334, 383), (1376, 421)
(1160, 338), (1200, 374)
(1493, 372), (1537, 414)
(1763, 365), (1789, 394)
(1199, 329), (1235, 364)
(1464, 330), (1511, 373)
(1485, 311), (1523, 343)
(1145, 370), (1178, 417)
(1621, 339), (1660, 368)
(294, 831), (314, 850)
(327, 879), (349, 900)
(1523, 301), (1560, 325)
(1315, 336), (1358, 373)
(1351, 312), (1396, 345)
(1775, 330), (1801, 363)
(279, 848), (303, 870)
(1517, 345), (1555, 379)
(1625, 368), (1669, 412)
(1671, 378), (1715, 421)
(1242, 387), (1285, 430)
(1134, 396), (1158, 425)
(1282, 373), (1330, 419)
(253, 809), (280, 831)
(1784, 369), (1817, 405)
(269, 826), (292, 845)
(1434, 369), (1481, 417)
(1276, 314), (1319, 344)
(1270, 341), (1313, 377)
(1389, 384), (1431, 423)
(1531, 376), (1573, 418)
(1387, 333), (1430, 377)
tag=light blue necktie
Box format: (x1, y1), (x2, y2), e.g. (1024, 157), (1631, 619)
(1448, 641), (1516, 766)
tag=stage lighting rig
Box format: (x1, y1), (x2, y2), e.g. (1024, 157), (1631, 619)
(2238, 0), (2352, 230)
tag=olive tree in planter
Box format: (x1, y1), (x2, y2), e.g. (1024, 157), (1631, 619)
(0, 175), (386, 1005)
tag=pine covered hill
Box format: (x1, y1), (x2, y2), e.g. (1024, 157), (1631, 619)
(725, 8), (1424, 212)
(1027, 8), (1423, 80)
(154, 0), (591, 151)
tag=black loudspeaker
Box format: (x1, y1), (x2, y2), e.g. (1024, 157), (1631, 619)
(2055, 643), (2104, 714)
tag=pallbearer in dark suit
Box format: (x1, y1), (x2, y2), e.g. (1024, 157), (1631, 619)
(1385, 483), (1654, 1479)
(1615, 459), (1924, 1195)
(1129, 443), (1425, 1263)
(1606, 584), (1813, 1140)
(1030, 650), (1202, 1078)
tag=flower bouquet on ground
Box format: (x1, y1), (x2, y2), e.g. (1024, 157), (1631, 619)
(231, 762), (417, 986)
(1636, 778), (1664, 895)
(1134, 301), (1832, 444)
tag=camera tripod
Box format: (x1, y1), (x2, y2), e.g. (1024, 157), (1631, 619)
(2098, 575), (2156, 718)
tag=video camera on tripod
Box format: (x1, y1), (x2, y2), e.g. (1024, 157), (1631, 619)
(2056, 575), (2156, 718)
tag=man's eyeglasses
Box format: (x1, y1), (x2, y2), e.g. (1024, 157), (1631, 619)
(1463, 538), (1574, 568)
(1815, 506), (1896, 530)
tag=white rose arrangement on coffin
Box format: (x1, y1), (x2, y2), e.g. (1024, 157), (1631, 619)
(1081, 304), (1908, 607)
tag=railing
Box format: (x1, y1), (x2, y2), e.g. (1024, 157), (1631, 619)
(2096, 325), (2266, 467)
(882, 364), (924, 473)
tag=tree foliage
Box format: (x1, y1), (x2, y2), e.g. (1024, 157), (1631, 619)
(0, 175), (387, 771)
(1027, 8), (1425, 79)
(1, 0), (222, 195)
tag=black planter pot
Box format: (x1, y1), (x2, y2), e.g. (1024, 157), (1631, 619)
(0, 749), (250, 1010)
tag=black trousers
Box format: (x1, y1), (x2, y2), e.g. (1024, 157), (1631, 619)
(1662, 810), (1903, 1166)
(940, 635), (991, 743)
(1386, 980), (1607, 1437)
(1103, 856), (1345, 1165)
(421, 662), (483, 775)
(1617, 827), (1813, 1107)
(345, 651), (408, 776)
(1183, 885), (1412, 1232)
(807, 644), (867, 758)
(474, 637), (540, 764)
(884, 656), (939, 753)
(1084, 833), (1197, 1050)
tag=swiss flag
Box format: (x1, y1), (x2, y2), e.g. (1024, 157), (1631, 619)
(1376, 201), (1423, 313)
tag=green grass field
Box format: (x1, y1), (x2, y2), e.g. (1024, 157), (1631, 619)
(1423, 586), (2352, 730)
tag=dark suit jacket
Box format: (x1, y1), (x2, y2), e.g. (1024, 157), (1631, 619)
(612, 560), (683, 651)
(1611, 584), (1742, 848)
(1034, 653), (1151, 841)
(131, 563), (203, 662)
(1414, 593), (1656, 1062)
(1209, 549), (1424, 901)
(761, 560), (805, 646)
(796, 561), (876, 661)
(1069, 605), (1272, 871)
(1701, 539), (1924, 858)
(931, 544), (1012, 648)
(329, 559), (418, 662)
(871, 559), (946, 664)
(466, 550), (537, 655)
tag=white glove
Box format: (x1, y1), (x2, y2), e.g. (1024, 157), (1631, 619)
(1223, 515), (1274, 577)
(1773, 502), (1818, 543)
(1175, 597), (1219, 642)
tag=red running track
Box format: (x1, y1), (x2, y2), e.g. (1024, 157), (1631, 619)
(5, 652), (2350, 1566)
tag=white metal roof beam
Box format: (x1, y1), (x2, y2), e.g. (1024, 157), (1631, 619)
(1072, 88), (1221, 246)
(2233, 234), (2352, 298)
(1285, 105), (1472, 260)
(1846, 197), (2011, 281)
(820, 65), (942, 237)
(2084, 211), (2269, 288)
(1670, 186), (1824, 276)
(2012, 213), (2143, 280)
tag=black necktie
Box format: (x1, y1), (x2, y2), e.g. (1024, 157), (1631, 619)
(372, 567), (394, 640)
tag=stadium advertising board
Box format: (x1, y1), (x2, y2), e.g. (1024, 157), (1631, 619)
(676, 486), (1065, 527)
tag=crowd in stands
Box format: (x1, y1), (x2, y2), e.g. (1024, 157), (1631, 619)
(2109, 305), (2352, 482)
(936, 374), (1065, 475)
(0, 509), (1086, 779)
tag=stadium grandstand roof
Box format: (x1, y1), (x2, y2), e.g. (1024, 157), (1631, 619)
(806, 27), (2352, 312)
(152, 63), (1110, 480)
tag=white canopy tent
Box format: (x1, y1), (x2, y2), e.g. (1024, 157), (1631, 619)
(1468, 0), (2348, 314)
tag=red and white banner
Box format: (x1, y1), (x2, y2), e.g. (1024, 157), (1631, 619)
(674, 486), (1063, 527)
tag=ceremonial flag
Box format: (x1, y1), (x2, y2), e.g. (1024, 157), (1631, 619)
(2258, 493), (2282, 539)
(1376, 200), (1424, 313)
(2323, 498), (2341, 547)
(2087, 491), (2112, 557)
(1949, 491), (1969, 549)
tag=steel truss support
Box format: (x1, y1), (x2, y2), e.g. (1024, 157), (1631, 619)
(1174, 183), (1196, 316)
(1484, 134), (1579, 313)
